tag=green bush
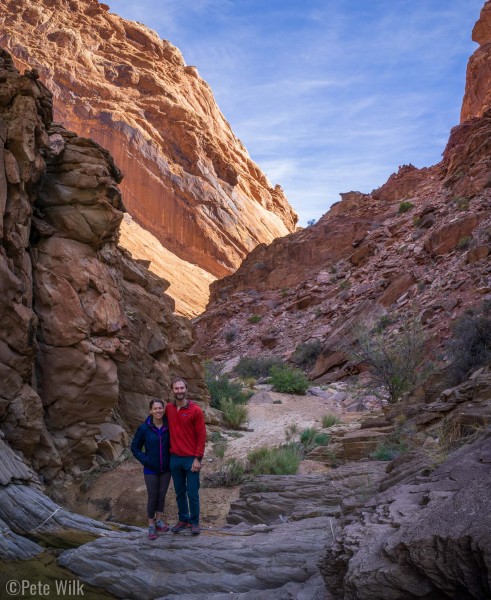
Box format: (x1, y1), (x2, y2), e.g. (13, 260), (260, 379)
(235, 356), (284, 379)
(247, 444), (301, 475)
(270, 365), (310, 394)
(219, 398), (249, 429)
(446, 309), (491, 385)
(204, 362), (248, 408)
(224, 329), (237, 343)
(398, 201), (414, 214)
(284, 423), (298, 442)
(300, 427), (330, 451)
(456, 236), (472, 250)
(248, 314), (262, 324)
(370, 437), (408, 461)
(453, 196), (469, 210)
(321, 414), (341, 428)
(293, 340), (323, 368)
(213, 440), (228, 459)
(374, 314), (393, 333)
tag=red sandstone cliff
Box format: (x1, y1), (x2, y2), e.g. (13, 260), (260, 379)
(461, 0), (491, 121)
(0, 50), (206, 482)
(193, 3), (491, 380)
(0, 0), (297, 312)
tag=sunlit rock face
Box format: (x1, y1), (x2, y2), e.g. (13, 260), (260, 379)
(461, 0), (491, 121)
(0, 0), (297, 300)
(0, 49), (206, 483)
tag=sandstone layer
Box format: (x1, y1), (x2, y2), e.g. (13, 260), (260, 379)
(0, 0), (297, 300)
(461, 0), (491, 121)
(119, 214), (215, 318)
(194, 3), (491, 379)
(0, 50), (206, 484)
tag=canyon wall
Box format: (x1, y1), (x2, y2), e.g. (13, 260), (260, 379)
(194, 3), (491, 378)
(461, 0), (491, 121)
(0, 49), (206, 483)
(0, 0), (297, 300)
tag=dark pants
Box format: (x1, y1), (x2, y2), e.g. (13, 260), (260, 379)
(144, 472), (171, 519)
(170, 455), (200, 525)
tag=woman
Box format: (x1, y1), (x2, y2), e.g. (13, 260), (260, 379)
(131, 399), (171, 539)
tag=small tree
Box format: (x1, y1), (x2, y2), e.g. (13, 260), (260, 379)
(270, 365), (310, 394)
(350, 316), (427, 403)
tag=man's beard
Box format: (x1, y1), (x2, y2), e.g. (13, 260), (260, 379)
(174, 392), (186, 401)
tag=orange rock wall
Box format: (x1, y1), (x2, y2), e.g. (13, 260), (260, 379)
(0, 51), (207, 482)
(461, 0), (491, 121)
(0, 0), (297, 280)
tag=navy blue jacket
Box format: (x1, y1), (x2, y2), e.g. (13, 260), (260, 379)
(131, 416), (170, 474)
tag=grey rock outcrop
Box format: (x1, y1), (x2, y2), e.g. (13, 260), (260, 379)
(59, 517), (331, 600)
(227, 462), (387, 526)
(321, 433), (491, 600)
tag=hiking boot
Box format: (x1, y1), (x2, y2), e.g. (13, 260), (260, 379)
(190, 524), (201, 535)
(156, 520), (169, 533)
(171, 521), (191, 533)
(148, 525), (157, 540)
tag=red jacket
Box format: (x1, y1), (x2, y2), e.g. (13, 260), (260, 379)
(165, 400), (206, 459)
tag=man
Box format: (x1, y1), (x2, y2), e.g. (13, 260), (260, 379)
(166, 376), (207, 535)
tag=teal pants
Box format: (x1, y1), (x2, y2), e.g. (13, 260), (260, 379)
(170, 455), (200, 525)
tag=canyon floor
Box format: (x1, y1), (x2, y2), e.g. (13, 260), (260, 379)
(70, 383), (365, 530)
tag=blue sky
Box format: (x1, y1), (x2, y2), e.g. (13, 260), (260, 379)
(108, 0), (483, 226)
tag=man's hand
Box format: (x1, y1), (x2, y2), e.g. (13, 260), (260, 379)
(191, 458), (202, 472)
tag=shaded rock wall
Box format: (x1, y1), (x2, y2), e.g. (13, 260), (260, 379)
(0, 0), (297, 285)
(0, 50), (205, 483)
(321, 436), (491, 600)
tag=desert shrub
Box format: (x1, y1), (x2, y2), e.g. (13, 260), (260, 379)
(219, 398), (249, 429)
(371, 439), (407, 461)
(300, 427), (330, 451)
(370, 419), (412, 461)
(270, 365), (310, 394)
(248, 314), (262, 324)
(203, 458), (246, 487)
(322, 413), (341, 428)
(398, 201), (414, 214)
(247, 444), (301, 475)
(293, 340), (323, 368)
(419, 421), (487, 474)
(204, 362), (248, 408)
(213, 439), (228, 459)
(374, 314), (393, 333)
(457, 236), (472, 250)
(235, 356), (284, 379)
(284, 423), (299, 442)
(350, 316), (427, 403)
(446, 309), (491, 385)
(210, 430), (224, 443)
(453, 196), (469, 210)
(224, 329), (237, 343)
